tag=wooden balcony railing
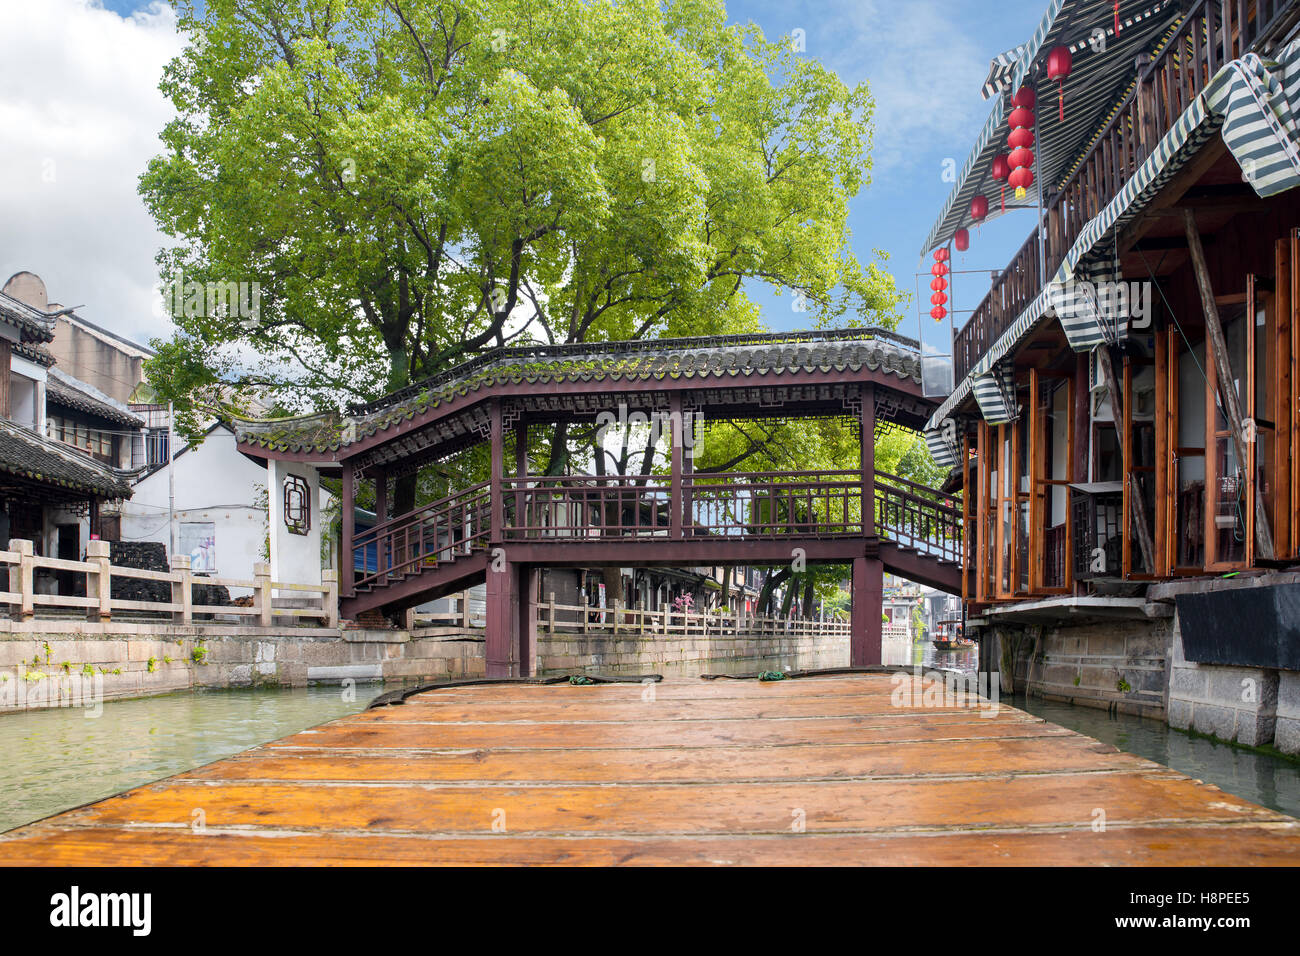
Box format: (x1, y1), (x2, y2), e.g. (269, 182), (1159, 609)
(954, 0), (1296, 381)
(955, 228), (1040, 381)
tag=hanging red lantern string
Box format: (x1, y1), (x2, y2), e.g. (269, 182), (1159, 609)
(1046, 46), (1073, 123)
(969, 194), (989, 224)
(1114, 2), (1121, 34)
(931, 249), (949, 323)
(954, 227), (969, 252)
(1007, 86), (1036, 200)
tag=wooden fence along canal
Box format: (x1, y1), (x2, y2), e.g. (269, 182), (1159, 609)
(2, 673), (1297, 865)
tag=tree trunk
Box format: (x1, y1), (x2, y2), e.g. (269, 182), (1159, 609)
(801, 576), (815, 618)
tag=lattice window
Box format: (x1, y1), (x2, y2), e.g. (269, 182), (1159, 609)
(283, 474), (312, 535)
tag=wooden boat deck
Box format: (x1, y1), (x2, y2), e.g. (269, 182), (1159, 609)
(2, 674), (1298, 865)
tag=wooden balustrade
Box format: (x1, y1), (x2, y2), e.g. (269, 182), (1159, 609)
(1, 539), (337, 626)
(874, 472), (964, 564)
(955, 0), (1293, 381)
(352, 480), (490, 590)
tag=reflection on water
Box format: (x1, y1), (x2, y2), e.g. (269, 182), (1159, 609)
(1012, 693), (1300, 818)
(0, 685), (370, 833)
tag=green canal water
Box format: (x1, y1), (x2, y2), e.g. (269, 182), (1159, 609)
(2, 648), (1298, 834)
(0, 685), (371, 833)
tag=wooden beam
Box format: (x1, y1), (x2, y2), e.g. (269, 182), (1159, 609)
(1182, 208), (1275, 560)
(1094, 345), (1157, 574)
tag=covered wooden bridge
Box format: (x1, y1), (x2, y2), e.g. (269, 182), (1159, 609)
(236, 329), (962, 677)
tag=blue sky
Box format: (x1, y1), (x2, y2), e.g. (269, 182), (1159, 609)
(16, 0), (1056, 356)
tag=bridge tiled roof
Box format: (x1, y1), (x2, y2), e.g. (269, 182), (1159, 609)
(235, 329), (922, 456)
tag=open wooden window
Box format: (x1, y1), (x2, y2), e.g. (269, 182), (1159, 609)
(1029, 369), (1073, 592)
(1122, 350), (1157, 578)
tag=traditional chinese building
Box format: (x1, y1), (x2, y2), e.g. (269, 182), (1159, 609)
(920, 0), (1300, 752)
(0, 282), (134, 559)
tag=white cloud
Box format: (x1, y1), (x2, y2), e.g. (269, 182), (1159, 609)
(0, 0), (181, 345)
(801, 0), (992, 181)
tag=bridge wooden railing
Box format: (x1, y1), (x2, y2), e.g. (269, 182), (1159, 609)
(352, 480), (490, 590)
(355, 469), (962, 589)
(874, 471), (964, 564)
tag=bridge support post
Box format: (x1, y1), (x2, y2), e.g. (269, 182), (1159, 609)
(850, 555), (883, 667)
(485, 559), (538, 678)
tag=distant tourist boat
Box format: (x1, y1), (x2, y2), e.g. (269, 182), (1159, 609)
(931, 618), (972, 651)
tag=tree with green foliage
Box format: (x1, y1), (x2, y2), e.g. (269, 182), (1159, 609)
(140, 0), (902, 514)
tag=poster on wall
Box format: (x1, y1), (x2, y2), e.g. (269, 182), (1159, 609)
(180, 521), (216, 573)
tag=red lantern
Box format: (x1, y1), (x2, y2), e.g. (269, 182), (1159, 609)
(954, 228), (969, 252)
(1114, 2), (1121, 34)
(1008, 165), (1034, 197)
(1046, 45), (1073, 122)
(930, 276), (948, 291)
(970, 194), (989, 223)
(991, 154), (1010, 212)
(931, 291), (947, 306)
(931, 261), (950, 277)
(934, 248), (949, 262)
(930, 306), (946, 321)
(1007, 126), (1035, 150)
(1008, 146), (1034, 172)
(1007, 89), (1037, 200)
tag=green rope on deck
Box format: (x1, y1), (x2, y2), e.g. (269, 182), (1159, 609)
(568, 675), (595, 685)
(757, 671), (787, 682)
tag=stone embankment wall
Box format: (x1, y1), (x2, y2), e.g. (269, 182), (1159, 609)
(985, 572), (1300, 755)
(0, 618), (847, 711)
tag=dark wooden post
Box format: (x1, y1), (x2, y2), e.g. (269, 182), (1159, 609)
(485, 555), (514, 678)
(341, 459), (355, 598)
(88, 498), (100, 541)
(860, 384), (875, 536)
(669, 392), (683, 539)
(850, 555), (883, 667)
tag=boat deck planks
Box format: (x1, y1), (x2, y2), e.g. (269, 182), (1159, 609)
(2, 674), (1298, 866)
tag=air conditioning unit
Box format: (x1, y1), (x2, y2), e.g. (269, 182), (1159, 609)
(1088, 350), (1106, 393)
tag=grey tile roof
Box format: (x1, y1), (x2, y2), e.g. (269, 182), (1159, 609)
(235, 328), (921, 455)
(46, 368), (145, 428)
(0, 419), (134, 499)
(0, 291), (55, 343)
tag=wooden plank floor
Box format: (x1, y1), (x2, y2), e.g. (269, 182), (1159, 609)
(2, 674), (1299, 866)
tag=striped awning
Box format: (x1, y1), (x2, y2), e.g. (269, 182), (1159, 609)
(1206, 50), (1300, 198)
(921, 0), (1181, 258)
(972, 361), (1020, 424)
(983, 44), (1030, 101)
(924, 425), (960, 468)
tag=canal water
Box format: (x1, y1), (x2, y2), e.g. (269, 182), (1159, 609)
(3, 640), (1298, 832)
(0, 685), (370, 833)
